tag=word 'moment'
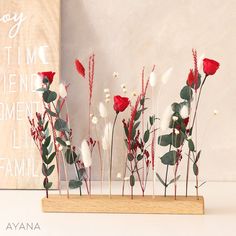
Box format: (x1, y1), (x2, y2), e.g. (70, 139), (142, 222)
(0, 12), (26, 38)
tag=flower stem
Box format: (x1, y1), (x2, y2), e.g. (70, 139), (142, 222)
(109, 112), (119, 197)
(185, 74), (207, 197)
(164, 144), (172, 197)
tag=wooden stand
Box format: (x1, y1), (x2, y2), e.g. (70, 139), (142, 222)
(42, 195), (204, 214)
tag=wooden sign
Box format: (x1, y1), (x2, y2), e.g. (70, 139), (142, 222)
(0, 0), (60, 189)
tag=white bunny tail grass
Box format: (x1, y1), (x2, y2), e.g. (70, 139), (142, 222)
(160, 105), (173, 131)
(161, 67), (173, 85)
(59, 83), (67, 98)
(99, 102), (108, 118)
(180, 104), (189, 119)
(149, 71), (157, 87)
(81, 140), (92, 168)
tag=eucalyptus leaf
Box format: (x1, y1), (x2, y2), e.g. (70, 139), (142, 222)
(44, 182), (52, 189)
(127, 153), (134, 161)
(144, 130), (150, 143)
(130, 175), (135, 187)
(168, 175), (181, 185)
(180, 86), (193, 101)
(161, 150), (177, 165)
(69, 180), (82, 189)
(158, 134), (171, 146)
(188, 139), (195, 151)
(193, 163), (199, 176)
(47, 165), (55, 176)
(55, 118), (69, 132)
(56, 137), (67, 146)
(156, 173), (166, 187)
(43, 90), (57, 103)
(137, 154), (143, 161)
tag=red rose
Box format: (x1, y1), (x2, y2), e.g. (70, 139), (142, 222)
(38, 71), (55, 84)
(203, 58), (220, 76)
(113, 95), (129, 112)
(75, 59), (85, 78)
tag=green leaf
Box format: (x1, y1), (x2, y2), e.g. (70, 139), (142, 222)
(42, 144), (48, 156)
(188, 139), (195, 151)
(171, 133), (185, 148)
(65, 149), (77, 164)
(193, 163), (199, 176)
(180, 86), (193, 101)
(168, 175), (181, 185)
(45, 108), (57, 117)
(78, 168), (86, 179)
(161, 150), (177, 165)
(131, 128), (136, 139)
(43, 90), (57, 103)
(127, 153), (134, 161)
(48, 143), (53, 154)
(56, 98), (61, 114)
(47, 165), (55, 176)
(137, 154), (143, 161)
(44, 136), (51, 147)
(130, 175), (135, 187)
(43, 121), (49, 131)
(140, 98), (145, 106)
(42, 163), (48, 177)
(195, 150), (201, 163)
(134, 110), (142, 121)
(133, 121), (140, 130)
(44, 182), (52, 189)
(171, 103), (180, 112)
(156, 173), (166, 187)
(55, 118), (69, 132)
(144, 130), (150, 143)
(56, 137), (67, 146)
(149, 115), (155, 126)
(69, 180), (82, 189)
(158, 134), (171, 146)
(45, 152), (56, 165)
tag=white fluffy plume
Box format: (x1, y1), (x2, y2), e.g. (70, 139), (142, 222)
(160, 105), (173, 131)
(102, 122), (112, 150)
(149, 71), (157, 87)
(59, 83), (67, 98)
(99, 102), (108, 118)
(161, 67), (173, 85)
(81, 140), (92, 168)
(180, 105), (189, 119)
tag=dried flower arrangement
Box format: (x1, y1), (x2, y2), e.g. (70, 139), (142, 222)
(29, 50), (220, 214)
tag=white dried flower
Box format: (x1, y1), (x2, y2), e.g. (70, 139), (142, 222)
(187, 136), (192, 140)
(180, 105), (189, 119)
(59, 83), (67, 98)
(122, 88), (127, 94)
(121, 83), (126, 89)
(213, 109), (219, 115)
(99, 102), (108, 118)
(124, 177), (129, 181)
(81, 140), (92, 168)
(160, 105), (173, 131)
(174, 129), (180, 135)
(132, 91), (137, 97)
(149, 71), (157, 87)
(65, 140), (71, 146)
(91, 116), (98, 125)
(172, 116), (178, 121)
(103, 122), (112, 150)
(104, 88), (110, 93)
(105, 98), (110, 103)
(102, 136), (108, 150)
(105, 93), (110, 98)
(161, 67), (173, 85)
(116, 173), (122, 179)
(113, 72), (119, 79)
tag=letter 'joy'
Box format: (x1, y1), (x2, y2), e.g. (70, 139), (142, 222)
(0, 12), (26, 38)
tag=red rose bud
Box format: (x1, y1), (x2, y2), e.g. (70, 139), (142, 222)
(113, 95), (130, 112)
(38, 71), (55, 84)
(75, 59), (85, 78)
(203, 58), (220, 76)
(187, 69), (195, 87)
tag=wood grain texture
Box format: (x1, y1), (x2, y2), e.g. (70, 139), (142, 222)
(42, 195), (204, 214)
(0, 0), (60, 189)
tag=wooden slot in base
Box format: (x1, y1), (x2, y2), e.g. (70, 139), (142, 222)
(42, 195), (204, 214)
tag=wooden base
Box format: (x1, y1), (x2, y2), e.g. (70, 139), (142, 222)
(42, 195), (204, 214)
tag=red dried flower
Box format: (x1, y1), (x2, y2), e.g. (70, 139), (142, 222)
(75, 58), (85, 78)
(38, 71), (55, 84)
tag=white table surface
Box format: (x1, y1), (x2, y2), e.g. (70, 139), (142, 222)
(0, 181), (235, 236)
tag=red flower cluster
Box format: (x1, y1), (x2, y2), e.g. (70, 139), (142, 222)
(113, 95), (129, 113)
(38, 71), (55, 84)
